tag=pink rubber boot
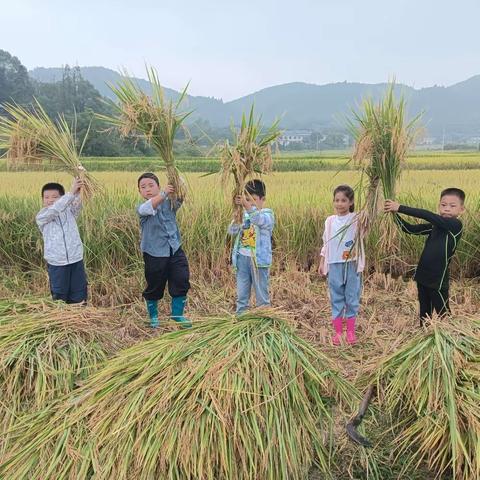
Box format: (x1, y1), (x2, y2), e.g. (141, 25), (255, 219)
(346, 316), (357, 344)
(332, 317), (343, 345)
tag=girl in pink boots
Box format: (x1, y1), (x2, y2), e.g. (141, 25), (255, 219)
(319, 185), (364, 345)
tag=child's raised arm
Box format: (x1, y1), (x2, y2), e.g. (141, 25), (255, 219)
(36, 178), (82, 229)
(393, 213), (433, 236)
(36, 194), (76, 229)
(247, 207), (274, 229)
(385, 199), (433, 235)
(385, 200), (461, 234)
(397, 205), (462, 233)
(70, 193), (83, 219)
(227, 222), (242, 236)
(137, 185), (175, 216)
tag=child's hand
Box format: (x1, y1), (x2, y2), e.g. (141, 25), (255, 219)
(384, 200), (400, 213)
(318, 258), (326, 277)
(70, 177), (83, 195)
(234, 195), (254, 210)
(164, 185), (175, 196)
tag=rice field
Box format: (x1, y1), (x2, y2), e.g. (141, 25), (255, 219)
(1, 169), (479, 290)
(0, 156), (479, 479)
(1, 150), (480, 172)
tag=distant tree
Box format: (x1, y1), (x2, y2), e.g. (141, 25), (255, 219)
(0, 49), (34, 106)
(34, 65), (107, 117)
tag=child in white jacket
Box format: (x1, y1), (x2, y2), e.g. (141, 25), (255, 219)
(36, 178), (87, 304)
(319, 185), (364, 345)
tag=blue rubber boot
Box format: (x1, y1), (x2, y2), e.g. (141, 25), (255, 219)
(146, 300), (159, 328)
(171, 296), (191, 328)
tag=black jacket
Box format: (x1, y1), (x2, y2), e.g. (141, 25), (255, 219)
(395, 205), (463, 291)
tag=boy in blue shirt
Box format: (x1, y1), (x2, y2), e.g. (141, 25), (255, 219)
(228, 179), (274, 314)
(137, 173), (191, 328)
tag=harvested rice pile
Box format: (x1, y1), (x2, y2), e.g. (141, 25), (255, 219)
(0, 298), (143, 453)
(0, 309), (356, 480)
(368, 316), (480, 480)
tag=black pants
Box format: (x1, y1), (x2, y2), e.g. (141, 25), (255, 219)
(143, 248), (190, 301)
(417, 282), (449, 325)
(47, 260), (88, 304)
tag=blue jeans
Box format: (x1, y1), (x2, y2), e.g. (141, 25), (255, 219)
(236, 254), (270, 314)
(327, 262), (361, 319)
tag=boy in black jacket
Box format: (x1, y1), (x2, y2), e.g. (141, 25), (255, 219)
(384, 188), (465, 325)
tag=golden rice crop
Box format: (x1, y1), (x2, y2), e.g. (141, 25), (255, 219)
(0, 100), (99, 198)
(220, 106), (281, 222)
(99, 67), (190, 202)
(348, 83), (422, 271)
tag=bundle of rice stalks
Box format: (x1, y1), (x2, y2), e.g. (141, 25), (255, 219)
(100, 67), (190, 202)
(220, 106), (281, 223)
(0, 300), (125, 453)
(348, 83), (421, 270)
(0, 309), (355, 480)
(0, 100), (98, 197)
(370, 316), (480, 480)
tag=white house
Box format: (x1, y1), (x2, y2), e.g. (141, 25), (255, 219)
(278, 130), (311, 146)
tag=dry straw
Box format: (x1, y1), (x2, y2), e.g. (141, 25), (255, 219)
(0, 100), (99, 198)
(0, 309), (356, 480)
(99, 67), (190, 203)
(220, 106), (281, 223)
(370, 316), (480, 480)
(0, 298), (125, 455)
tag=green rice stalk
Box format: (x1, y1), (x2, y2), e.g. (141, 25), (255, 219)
(220, 106), (281, 223)
(348, 83), (421, 271)
(1, 309), (356, 480)
(371, 316), (480, 480)
(0, 100), (99, 198)
(99, 67), (190, 202)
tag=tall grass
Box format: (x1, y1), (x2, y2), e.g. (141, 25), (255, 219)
(1, 152), (479, 173)
(219, 106), (281, 222)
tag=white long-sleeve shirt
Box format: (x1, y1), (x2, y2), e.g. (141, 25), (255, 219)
(36, 193), (84, 266)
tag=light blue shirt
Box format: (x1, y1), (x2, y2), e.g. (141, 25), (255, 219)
(137, 196), (182, 257)
(228, 207), (275, 268)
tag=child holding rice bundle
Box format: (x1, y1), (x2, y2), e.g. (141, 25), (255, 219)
(36, 177), (88, 304)
(137, 172), (191, 328)
(384, 188), (465, 326)
(228, 179), (274, 314)
(319, 185), (365, 345)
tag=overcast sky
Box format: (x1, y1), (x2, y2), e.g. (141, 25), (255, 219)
(1, 0), (479, 100)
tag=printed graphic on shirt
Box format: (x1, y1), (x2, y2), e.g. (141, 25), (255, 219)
(342, 239), (355, 260)
(241, 223), (256, 249)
